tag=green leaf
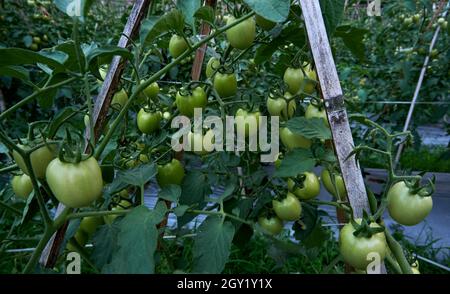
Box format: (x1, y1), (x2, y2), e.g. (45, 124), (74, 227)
(0, 48), (66, 72)
(0, 66), (30, 81)
(91, 222), (120, 269)
(159, 184), (181, 202)
(86, 46), (132, 79)
(319, 0), (345, 35)
(174, 205), (190, 217)
(141, 10), (185, 46)
(177, 0), (201, 27)
(274, 149), (316, 178)
(194, 6), (215, 24)
(36, 74), (68, 109)
(244, 0), (290, 22)
(47, 107), (78, 139)
(192, 216), (235, 273)
(115, 163), (157, 187)
(286, 117), (331, 140)
(102, 205), (166, 274)
(335, 25), (368, 61)
(53, 41), (86, 73)
(54, 0), (95, 20)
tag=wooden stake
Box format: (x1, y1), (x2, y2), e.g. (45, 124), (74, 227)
(39, 0), (152, 268)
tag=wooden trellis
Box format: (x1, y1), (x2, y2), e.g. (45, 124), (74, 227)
(41, 0), (378, 272)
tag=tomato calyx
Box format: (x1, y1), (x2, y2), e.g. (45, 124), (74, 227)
(57, 130), (92, 164)
(350, 213), (385, 238)
(403, 175), (435, 197)
(289, 174), (307, 190)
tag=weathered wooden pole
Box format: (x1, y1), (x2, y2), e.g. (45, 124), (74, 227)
(39, 0), (152, 268)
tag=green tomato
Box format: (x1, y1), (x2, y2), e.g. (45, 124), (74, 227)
(255, 14), (276, 31)
(30, 43), (38, 51)
(272, 192), (302, 221)
(137, 108), (162, 134)
(404, 17), (413, 25)
(157, 159), (185, 188)
(33, 36), (41, 44)
(169, 34), (188, 58)
(258, 216), (283, 235)
(163, 111), (171, 120)
(206, 57), (220, 79)
(305, 103), (329, 126)
(387, 181), (433, 226)
(46, 157), (104, 208)
(235, 108), (261, 138)
(176, 87), (207, 117)
(79, 216), (104, 237)
(302, 64), (317, 95)
(412, 14), (420, 23)
(13, 143), (56, 179)
(226, 15), (256, 50)
(111, 88), (128, 109)
(339, 219), (387, 270)
(283, 67), (304, 94)
(213, 72), (237, 98)
(280, 127), (311, 150)
(321, 169), (347, 198)
(67, 230), (88, 251)
(104, 200), (132, 225)
(11, 174), (33, 199)
(143, 81), (160, 100)
(267, 92), (296, 121)
(287, 172), (320, 200)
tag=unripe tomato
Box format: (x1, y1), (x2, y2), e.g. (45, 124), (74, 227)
(42, 34), (48, 42)
(387, 181), (433, 226)
(267, 92), (296, 121)
(287, 172), (320, 200)
(111, 88), (128, 109)
(412, 14), (420, 23)
(33, 36), (41, 44)
(258, 216), (283, 235)
(206, 57), (220, 79)
(46, 157), (104, 208)
(143, 81), (160, 100)
(255, 14), (276, 31)
(176, 87), (207, 117)
(404, 17), (413, 25)
(30, 43), (38, 51)
(280, 127), (312, 150)
(440, 21), (448, 29)
(11, 174), (33, 199)
(272, 192), (302, 221)
(430, 49), (438, 58)
(79, 216), (103, 237)
(321, 169), (347, 198)
(67, 230), (88, 251)
(137, 108), (162, 134)
(283, 67), (303, 94)
(213, 72), (237, 98)
(13, 143), (56, 179)
(339, 219), (387, 270)
(302, 64), (317, 95)
(226, 15), (256, 50)
(235, 108), (261, 138)
(169, 34), (188, 58)
(104, 200), (132, 225)
(305, 103), (329, 126)
(157, 159), (185, 188)
(163, 111), (171, 120)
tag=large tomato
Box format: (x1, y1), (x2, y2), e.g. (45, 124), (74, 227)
(157, 159), (185, 188)
(11, 174), (33, 199)
(235, 108), (261, 139)
(267, 92), (296, 121)
(272, 192), (302, 221)
(206, 57), (220, 79)
(137, 108), (162, 134)
(168, 34), (188, 58)
(280, 127), (311, 150)
(13, 143), (56, 179)
(176, 87), (207, 117)
(305, 103), (329, 126)
(339, 219), (387, 270)
(213, 72), (237, 98)
(287, 172), (320, 200)
(283, 67), (303, 95)
(258, 216), (283, 235)
(226, 16), (256, 50)
(46, 157), (103, 208)
(387, 181), (433, 226)
(321, 169), (347, 198)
